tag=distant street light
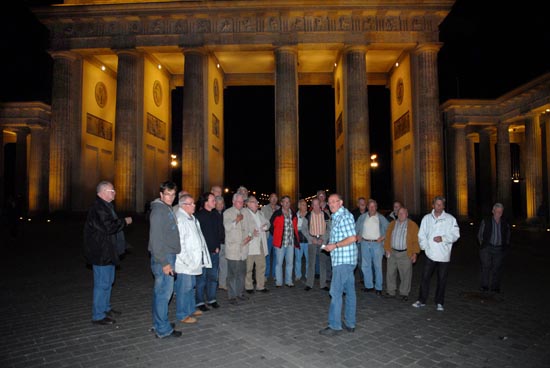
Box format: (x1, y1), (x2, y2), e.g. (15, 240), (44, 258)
(370, 154), (379, 168)
(170, 154), (178, 168)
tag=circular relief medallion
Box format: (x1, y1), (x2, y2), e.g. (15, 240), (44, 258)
(213, 78), (220, 105)
(153, 80), (162, 107)
(336, 79), (341, 105)
(94, 82), (107, 108)
(396, 78), (404, 105)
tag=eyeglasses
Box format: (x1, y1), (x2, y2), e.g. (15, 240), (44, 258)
(182, 202), (195, 206)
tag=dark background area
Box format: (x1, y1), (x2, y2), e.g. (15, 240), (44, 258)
(1, 0), (548, 208)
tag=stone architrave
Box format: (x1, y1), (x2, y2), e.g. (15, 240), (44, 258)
(343, 46), (369, 207)
(182, 48), (207, 199)
(28, 123), (50, 214)
(496, 122), (512, 211)
(412, 43), (444, 211)
(114, 49), (144, 212)
(274, 46), (299, 202)
(48, 51), (81, 212)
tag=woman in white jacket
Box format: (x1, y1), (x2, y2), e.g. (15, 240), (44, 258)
(175, 194), (212, 324)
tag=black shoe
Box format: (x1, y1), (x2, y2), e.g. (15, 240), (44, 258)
(157, 330), (182, 338)
(198, 304), (209, 312)
(92, 317), (116, 325)
(480, 287), (489, 292)
(106, 309), (121, 318)
(363, 288), (374, 293)
(228, 298), (239, 305)
(237, 295), (249, 301)
(319, 327), (342, 336)
(259, 288), (270, 293)
(246, 289), (255, 294)
(375, 290), (382, 296)
(401, 296), (408, 302)
(304, 286), (312, 291)
(343, 324), (355, 333)
(209, 302), (220, 308)
(286, 284), (294, 288)
(383, 293), (396, 299)
(491, 288), (500, 294)
(321, 286), (330, 291)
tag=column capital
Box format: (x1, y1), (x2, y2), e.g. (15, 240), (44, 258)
(414, 42), (443, 54)
(181, 47), (207, 56)
(48, 50), (80, 61)
(274, 45), (298, 55)
(343, 44), (368, 54)
(113, 48), (143, 57)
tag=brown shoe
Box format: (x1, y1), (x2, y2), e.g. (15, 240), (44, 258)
(192, 310), (203, 317)
(181, 316), (197, 324)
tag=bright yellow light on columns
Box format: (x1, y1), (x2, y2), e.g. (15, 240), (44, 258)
(170, 154), (178, 167)
(370, 154), (378, 168)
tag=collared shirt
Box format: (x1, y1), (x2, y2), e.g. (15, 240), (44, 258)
(329, 206), (357, 266)
(391, 220), (408, 250)
(490, 219), (502, 246)
(362, 213), (380, 239)
(309, 211), (326, 236)
(282, 209), (293, 247)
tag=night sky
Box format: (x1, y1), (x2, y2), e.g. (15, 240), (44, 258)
(2, 0), (548, 207)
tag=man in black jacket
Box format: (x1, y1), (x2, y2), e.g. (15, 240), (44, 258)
(84, 181), (132, 325)
(477, 203), (511, 293)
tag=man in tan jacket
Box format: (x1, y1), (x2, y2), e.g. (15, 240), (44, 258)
(383, 207), (420, 301)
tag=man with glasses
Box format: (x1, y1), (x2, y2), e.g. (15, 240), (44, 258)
(84, 181), (132, 326)
(148, 181), (182, 338)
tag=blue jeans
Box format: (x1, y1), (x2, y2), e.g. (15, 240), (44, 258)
(265, 234), (276, 278)
(92, 264), (115, 321)
(175, 273), (196, 320)
(361, 240), (384, 290)
(275, 245), (294, 286)
(151, 254), (176, 338)
(196, 253), (219, 305)
(328, 264), (356, 330)
(294, 242), (309, 280)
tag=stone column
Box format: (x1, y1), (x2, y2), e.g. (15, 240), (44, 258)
(412, 43), (444, 211)
(182, 48), (207, 199)
(48, 51), (81, 212)
(15, 129), (28, 213)
(274, 46), (299, 202)
(28, 123), (50, 214)
(541, 115), (550, 216)
(0, 129), (4, 209)
(478, 128), (495, 215)
(343, 46), (369, 206)
(524, 116), (542, 219)
(466, 132), (477, 218)
(114, 49), (144, 212)
(496, 122), (512, 212)
(452, 124), (468, 218)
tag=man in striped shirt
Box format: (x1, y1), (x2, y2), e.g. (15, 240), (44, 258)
(319, 193), (358, 336)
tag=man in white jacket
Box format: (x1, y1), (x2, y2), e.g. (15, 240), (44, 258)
(412, 196), (460, 312)
(175, 194), (212, 324)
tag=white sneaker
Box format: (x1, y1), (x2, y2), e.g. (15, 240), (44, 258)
(436, 304), (444, 311)
(412, 301), (426, 308)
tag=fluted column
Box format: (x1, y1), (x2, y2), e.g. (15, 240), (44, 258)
(524, 116), (542, 219)
(496, 122), (512, 211)
(28, 123), (49, 214)
(49, 51), (81, 212)
(466, 132), (477, 218)
(0, 130), (4, 209)
(14, 129), (29, 213)
(541, 115), (550, 215)
(478, 128), (495, 215)
(274, 46), (299, 202)
(452, 124), (468, 218)
(343, 46), (369, 206)
(412, 43), (444, 211)
(114, 50), (144, 212)
(182, 49), (207, 199)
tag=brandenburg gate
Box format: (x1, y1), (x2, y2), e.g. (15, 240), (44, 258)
(22, 0), (454, 213)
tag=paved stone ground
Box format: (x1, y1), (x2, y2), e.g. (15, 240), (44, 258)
(1, 214), (549, 368)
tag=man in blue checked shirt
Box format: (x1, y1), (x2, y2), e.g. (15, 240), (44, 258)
(319, 193), (358, 336)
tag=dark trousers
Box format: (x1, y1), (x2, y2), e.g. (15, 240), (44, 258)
(418, 257), (449, 305)
(480, 246), (504, 291)
(227, 259), (246, 299)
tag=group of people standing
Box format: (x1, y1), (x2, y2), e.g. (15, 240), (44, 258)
(83, 179), (510, 338)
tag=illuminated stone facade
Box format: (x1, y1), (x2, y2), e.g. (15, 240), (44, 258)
(2, 0), (461, 214)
